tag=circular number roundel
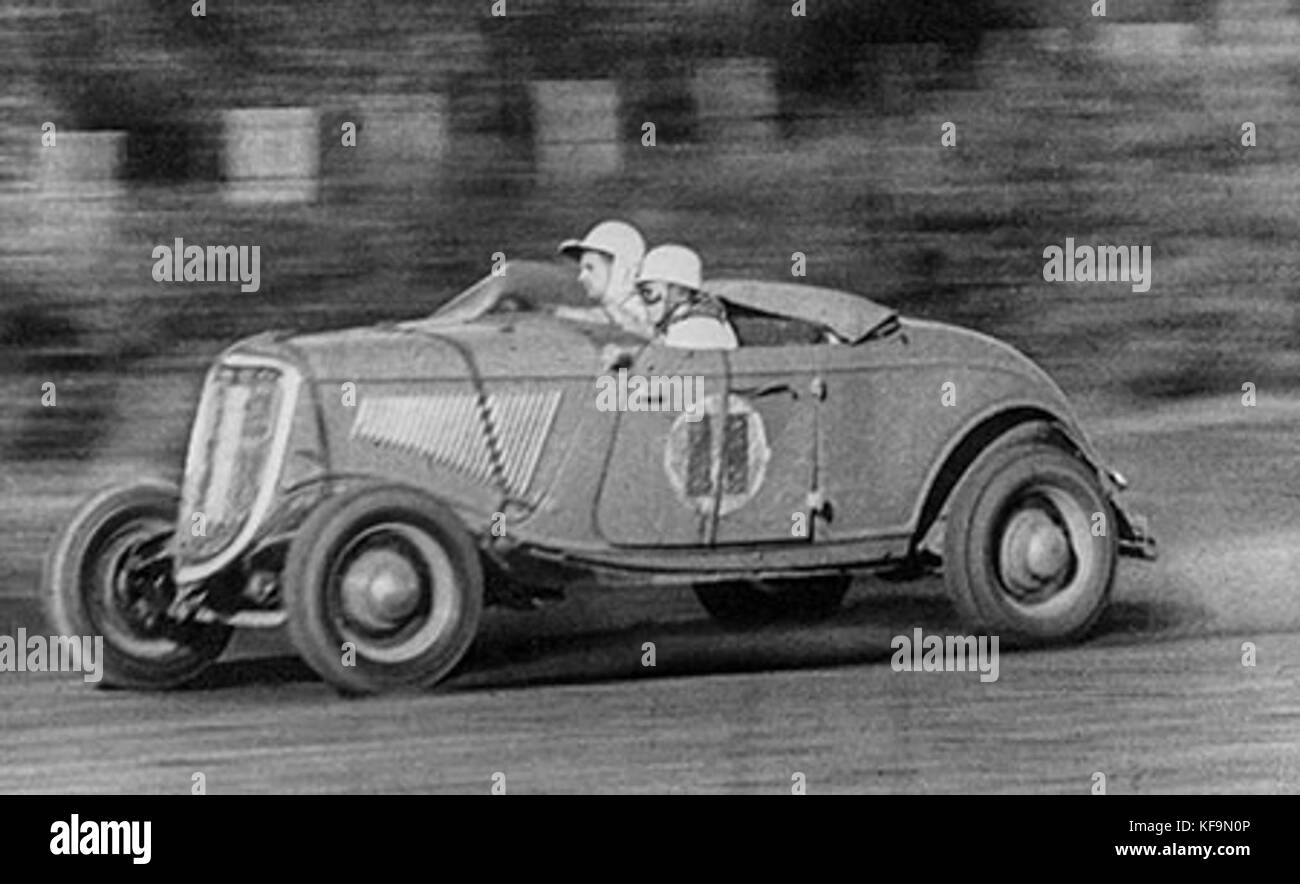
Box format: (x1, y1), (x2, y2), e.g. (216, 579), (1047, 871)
(663, 394), (770, 516)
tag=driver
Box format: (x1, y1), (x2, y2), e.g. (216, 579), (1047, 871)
(636, 244), (738, 350)
(553, 220), (654, 339)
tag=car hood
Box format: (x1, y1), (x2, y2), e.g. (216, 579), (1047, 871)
(227, 314), (614, 381)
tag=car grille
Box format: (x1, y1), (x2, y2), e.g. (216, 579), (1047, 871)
(177, 360), (291, 569)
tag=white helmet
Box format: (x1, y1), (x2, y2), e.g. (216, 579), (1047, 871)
(558, 220), (646, 267)
(637, 244), (702, 292)
(559, 220), (646, 304)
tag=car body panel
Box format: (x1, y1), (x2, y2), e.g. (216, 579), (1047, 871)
(810, 317), (1093, 543)
(714, 343), (819, 545)
(595, 344), (728, 546)
(171, 262), (1154, 597)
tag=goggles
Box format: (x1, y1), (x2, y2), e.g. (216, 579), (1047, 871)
(636, 281), (666, 305)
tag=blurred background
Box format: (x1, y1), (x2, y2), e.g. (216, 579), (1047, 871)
(1, 0), (1298, 588)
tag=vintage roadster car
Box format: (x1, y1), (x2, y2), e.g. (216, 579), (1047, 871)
(45, 261), (1156, 693)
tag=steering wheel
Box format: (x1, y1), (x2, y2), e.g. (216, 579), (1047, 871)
(496, 294), (532, 314)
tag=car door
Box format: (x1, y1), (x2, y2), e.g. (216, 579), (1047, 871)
(711, 343), (819, 545)
(594, 342), (729, 546)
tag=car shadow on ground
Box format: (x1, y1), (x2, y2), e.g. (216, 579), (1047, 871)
(150, 582), (1201, 694)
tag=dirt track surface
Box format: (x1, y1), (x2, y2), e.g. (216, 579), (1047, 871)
(3, 396), (1300, 793)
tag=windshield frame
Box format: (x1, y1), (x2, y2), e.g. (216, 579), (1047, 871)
(420, 260), (593, 326)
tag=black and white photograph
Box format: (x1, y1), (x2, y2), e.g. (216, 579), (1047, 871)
(0, 0), (1293, 842)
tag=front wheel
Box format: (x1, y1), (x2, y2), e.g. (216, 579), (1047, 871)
(282, 485), (484, 694)
(943, 440), (1117, 643)
(43, 481), (232, 689)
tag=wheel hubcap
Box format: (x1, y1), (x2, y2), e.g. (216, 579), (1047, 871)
(331, 523), (459, 665)
(341, 549), (422, 630)
(999, 504), (1074, 598)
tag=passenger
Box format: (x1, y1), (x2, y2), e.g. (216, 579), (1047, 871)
(635, 244), (738, 350)
(554, 220), (654, 338)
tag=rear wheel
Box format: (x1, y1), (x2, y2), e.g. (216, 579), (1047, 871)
(43, 482), (232, 689)
(282, 485), (484, 694)
(694, 577), (850, 628)
(943, 439), (1117, 643)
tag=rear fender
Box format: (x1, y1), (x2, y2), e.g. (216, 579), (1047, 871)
(913, 406), (1138, 553)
